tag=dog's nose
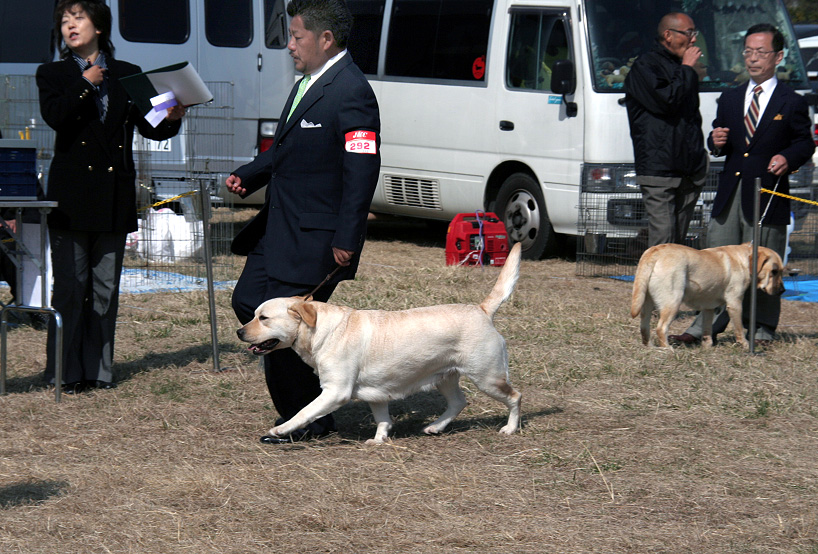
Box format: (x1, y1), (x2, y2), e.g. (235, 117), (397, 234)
(237, 328), (244, 339)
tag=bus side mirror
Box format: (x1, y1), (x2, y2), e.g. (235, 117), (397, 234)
(552, 59), (578, 117)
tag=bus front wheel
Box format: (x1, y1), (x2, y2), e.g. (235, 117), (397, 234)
(496, 173), (557, 259)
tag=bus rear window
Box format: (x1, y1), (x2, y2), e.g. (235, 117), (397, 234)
(119, 0), (190, 44)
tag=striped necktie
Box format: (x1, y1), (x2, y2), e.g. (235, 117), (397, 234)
(744, 85), (763, 146)
(287, 74), (311, 121)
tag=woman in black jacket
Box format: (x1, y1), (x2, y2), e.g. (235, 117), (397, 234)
(36, 0), (184, 393)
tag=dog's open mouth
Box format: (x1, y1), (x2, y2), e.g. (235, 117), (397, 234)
(248, 339), (280, 355)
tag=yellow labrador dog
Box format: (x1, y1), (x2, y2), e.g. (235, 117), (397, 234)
(631, 243), (785, 348)
(237, 243), (523, 444)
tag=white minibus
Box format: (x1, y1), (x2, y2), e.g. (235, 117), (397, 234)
(345, 0), (813, 258)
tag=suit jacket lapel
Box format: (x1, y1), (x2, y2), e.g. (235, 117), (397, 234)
(276, 54), (352, 139)
(729, 82), (748, 149)
(105, 61), (126, 134)
(71, 58), (114, 159)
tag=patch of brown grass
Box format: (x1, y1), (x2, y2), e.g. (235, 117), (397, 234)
(1, 219), (817, 553)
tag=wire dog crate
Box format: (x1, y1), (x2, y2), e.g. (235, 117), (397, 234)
(0, 75), (243, 290)
(576, 163), (818, 277)
(128, 81), (241, 287)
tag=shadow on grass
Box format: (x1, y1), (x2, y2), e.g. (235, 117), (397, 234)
(114, 341), (247, 383)
(0, 480), (69, 508)
(1, 341), (246, 394)
(332, 391), (564, 442)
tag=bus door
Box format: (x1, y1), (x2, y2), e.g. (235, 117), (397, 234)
(113, 0), (198, 185)
(497, 8), (583, 241)
(195, 0), (262, 170)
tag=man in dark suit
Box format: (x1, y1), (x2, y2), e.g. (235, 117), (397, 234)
(670, 23), (815, 346)
(227, 0), (380, 443)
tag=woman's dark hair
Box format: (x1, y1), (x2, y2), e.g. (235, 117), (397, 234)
(53, 0), (115, 59)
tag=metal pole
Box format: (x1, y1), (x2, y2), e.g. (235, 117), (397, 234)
(1, 308), (7, 395)
(749, 177), (761, 354)
(199, 181), (221, 372)
(39, 207), (49, 306)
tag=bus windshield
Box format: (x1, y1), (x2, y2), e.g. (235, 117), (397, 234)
(585, 0), (809, 92)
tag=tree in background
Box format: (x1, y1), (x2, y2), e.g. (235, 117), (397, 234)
(787, 0), (818, 23)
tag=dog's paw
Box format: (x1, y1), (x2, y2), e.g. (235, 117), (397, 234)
(365, 437), (388, 445)
(269, 426), (285, 437)
(422, 424), (445, 435)
(498, 425), (518, 435)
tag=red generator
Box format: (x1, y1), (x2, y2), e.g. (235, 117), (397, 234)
(445, 212), (510, 266)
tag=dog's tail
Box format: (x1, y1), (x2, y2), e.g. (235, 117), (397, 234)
(480, 242), (522, 319)
(630, 248), (655, 318)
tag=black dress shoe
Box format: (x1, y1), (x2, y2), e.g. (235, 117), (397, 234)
(260, 434), (298, 444)
(89, 380), (117, 390)
(668, 333), (701, 346)
(62, 382), (85, 394)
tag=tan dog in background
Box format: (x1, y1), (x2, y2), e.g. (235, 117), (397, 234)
(630, 243), (785, 348)
(237, 243), (523, 444)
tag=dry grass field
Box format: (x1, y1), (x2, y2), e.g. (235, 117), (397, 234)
(1, 219), (818, 553)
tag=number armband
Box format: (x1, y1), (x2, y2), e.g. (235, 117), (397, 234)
(344, 130), (377, 154)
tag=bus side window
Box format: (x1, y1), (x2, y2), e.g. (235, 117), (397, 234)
(205, 0), (253, 48)
(385, 0), (492, 82)
(0, 3), (53, 63)
(119, 0), (190, 44)
(347, 0), (386, 74)
(540, 20), (569, 90)
(507, 11), (572, 92)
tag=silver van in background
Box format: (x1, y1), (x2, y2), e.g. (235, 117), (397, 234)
(0, 0), (298, 205)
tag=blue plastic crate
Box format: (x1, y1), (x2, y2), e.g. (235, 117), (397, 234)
(0, 139), (37, 197)
(0, 148), (36, 162)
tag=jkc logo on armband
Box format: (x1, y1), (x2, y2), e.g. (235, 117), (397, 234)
(345, 130), (377, 154)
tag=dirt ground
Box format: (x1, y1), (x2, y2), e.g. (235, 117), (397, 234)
(1, 219), (817, 553)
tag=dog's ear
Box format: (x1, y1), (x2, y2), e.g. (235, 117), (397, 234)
(756, 248), (769, 273)
(288, 302), (318, 327)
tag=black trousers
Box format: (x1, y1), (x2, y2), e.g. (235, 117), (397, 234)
(45, 229), (125, 385)
(232, 243), (337, 434)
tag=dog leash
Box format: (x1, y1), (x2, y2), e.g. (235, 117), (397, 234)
(758, 174), (782, 225)
(305, 265), (343, 300)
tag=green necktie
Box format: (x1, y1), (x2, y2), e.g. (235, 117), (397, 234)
(287, 74), (311, 121)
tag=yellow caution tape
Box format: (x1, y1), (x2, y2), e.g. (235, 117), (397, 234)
(761, 188), (818, 207)
(137, 190), (199, 213)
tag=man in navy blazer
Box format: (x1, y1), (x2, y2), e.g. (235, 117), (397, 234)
(671, 24), (814, 346)
(226, 0), (380, 443)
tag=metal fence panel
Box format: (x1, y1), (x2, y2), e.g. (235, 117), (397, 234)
(576, 163), (818, 277)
